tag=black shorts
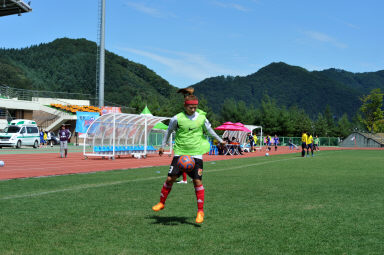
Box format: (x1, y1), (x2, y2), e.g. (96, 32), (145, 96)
(168, 156), (204, 180)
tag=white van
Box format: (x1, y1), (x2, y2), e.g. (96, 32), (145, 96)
(0, 119), (40, 149)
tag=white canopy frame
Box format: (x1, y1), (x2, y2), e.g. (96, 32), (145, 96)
(83, 113), (169, 159)
(222, 125), (263, 150)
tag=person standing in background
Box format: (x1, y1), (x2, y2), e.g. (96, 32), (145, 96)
(43, 130), (48, 148)
(273, 134), (279, 151)
(301, 131), (307, 157)
(314, 135), (320, 151)
(253, 133), (258, 150)
(307, 133), (314, 157)
(59, 124), (71, 158)
(39, 129), (45, 148)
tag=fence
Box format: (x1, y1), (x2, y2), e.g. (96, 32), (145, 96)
(277, 137), (340, 147)
(148, 132), (164, 147)
(0, 84), (135, 112)
(0, 84), (91, 101)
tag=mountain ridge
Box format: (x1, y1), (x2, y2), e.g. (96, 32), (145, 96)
(1, 38), (383, 118)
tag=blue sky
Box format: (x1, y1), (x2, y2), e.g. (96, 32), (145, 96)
(1, 0), (383, 87)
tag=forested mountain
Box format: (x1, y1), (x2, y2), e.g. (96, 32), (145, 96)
(192, 62), (384, 117)
(0, 38), (178, 114)
(1, 38), (383, 122)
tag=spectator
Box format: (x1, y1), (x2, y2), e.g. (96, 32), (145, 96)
(43, 130), (48, 148)
(248, 133), (255, 152)
(39, 129), (45, 148)
(47, 131), (53, 147)
(288, 138), (294, 150)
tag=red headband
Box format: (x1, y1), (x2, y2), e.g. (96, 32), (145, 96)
(184, 100), (198, 105)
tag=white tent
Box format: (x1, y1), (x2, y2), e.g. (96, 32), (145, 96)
(222, 125), (263, 149)
(83, 113), (169, 159)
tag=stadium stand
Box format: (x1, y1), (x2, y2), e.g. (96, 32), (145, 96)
(50, 103), (101, 114)
(0, 0), (32, 17)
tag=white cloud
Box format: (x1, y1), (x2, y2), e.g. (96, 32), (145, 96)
(211, 1), (251, 12)
(118, 47), (244, 83)
(123, 1), (173, 18)
(304, 30), (348, 49)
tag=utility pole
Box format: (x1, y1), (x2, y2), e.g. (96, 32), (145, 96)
(96, 0), (105, 107)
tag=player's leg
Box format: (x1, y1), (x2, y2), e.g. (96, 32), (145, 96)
(60, 141), (64, 158)
(64, 141), (68, 158)
(152, 157), (180, 211)
(177, 172), (187, 184)
(189, 159), (205, 223)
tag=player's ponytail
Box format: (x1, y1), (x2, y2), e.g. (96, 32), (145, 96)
(178, 87), (198, 105)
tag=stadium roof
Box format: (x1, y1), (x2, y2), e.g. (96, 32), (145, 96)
(0, 0), (32, 17)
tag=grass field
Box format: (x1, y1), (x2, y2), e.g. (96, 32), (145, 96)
(1, 150), (383, 254)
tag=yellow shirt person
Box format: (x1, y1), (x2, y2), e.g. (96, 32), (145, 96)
(301, 133), (308, 143)
(301, 132), (307, 157)
(307, 135), (313, 145)
(253, 135), (258, 144)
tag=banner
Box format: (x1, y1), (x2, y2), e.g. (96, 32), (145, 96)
(76, 112), (100, 133)
(101, 107), (121, 115)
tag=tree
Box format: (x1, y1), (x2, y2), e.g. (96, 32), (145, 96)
(324, 105), (336, 136)
(288, 106), (312, 136)
(359, 88), (384, 133)
(335, 113), (352, 138)
(314, 113), (328, 136)
(257, 95), (280, 135)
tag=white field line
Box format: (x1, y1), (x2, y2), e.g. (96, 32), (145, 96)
(0, 157), (299, 201)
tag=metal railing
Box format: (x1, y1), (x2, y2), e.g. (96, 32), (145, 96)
(0, 84), (91, 101)
(0, 84), (135, 112)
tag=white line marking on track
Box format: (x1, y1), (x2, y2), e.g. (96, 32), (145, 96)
(0, 157), (299, 201)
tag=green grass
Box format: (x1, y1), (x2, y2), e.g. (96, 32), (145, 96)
(0, 150), (384, 254)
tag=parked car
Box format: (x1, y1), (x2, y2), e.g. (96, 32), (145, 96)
(48, 132), (60, 145)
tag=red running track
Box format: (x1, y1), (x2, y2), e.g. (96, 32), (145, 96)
(0, 146), (381, 180)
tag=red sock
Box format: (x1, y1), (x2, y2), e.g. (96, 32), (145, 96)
(160, 182), (173, 204)
(182, 172), (187, 182)
(194, 184), (205, 212)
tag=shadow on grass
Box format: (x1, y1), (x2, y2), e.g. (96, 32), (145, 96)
(148, 215), (201, 228)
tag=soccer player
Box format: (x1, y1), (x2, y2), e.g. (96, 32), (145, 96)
(314, 135), (320, 151)
(301, 131), (307, 157)
(265, 134), (271, 151)
(307, 133), (314, 157)
(59, 124), (71, 158)
(273, 134), (279, 151)
(152, 88), (225, 223)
